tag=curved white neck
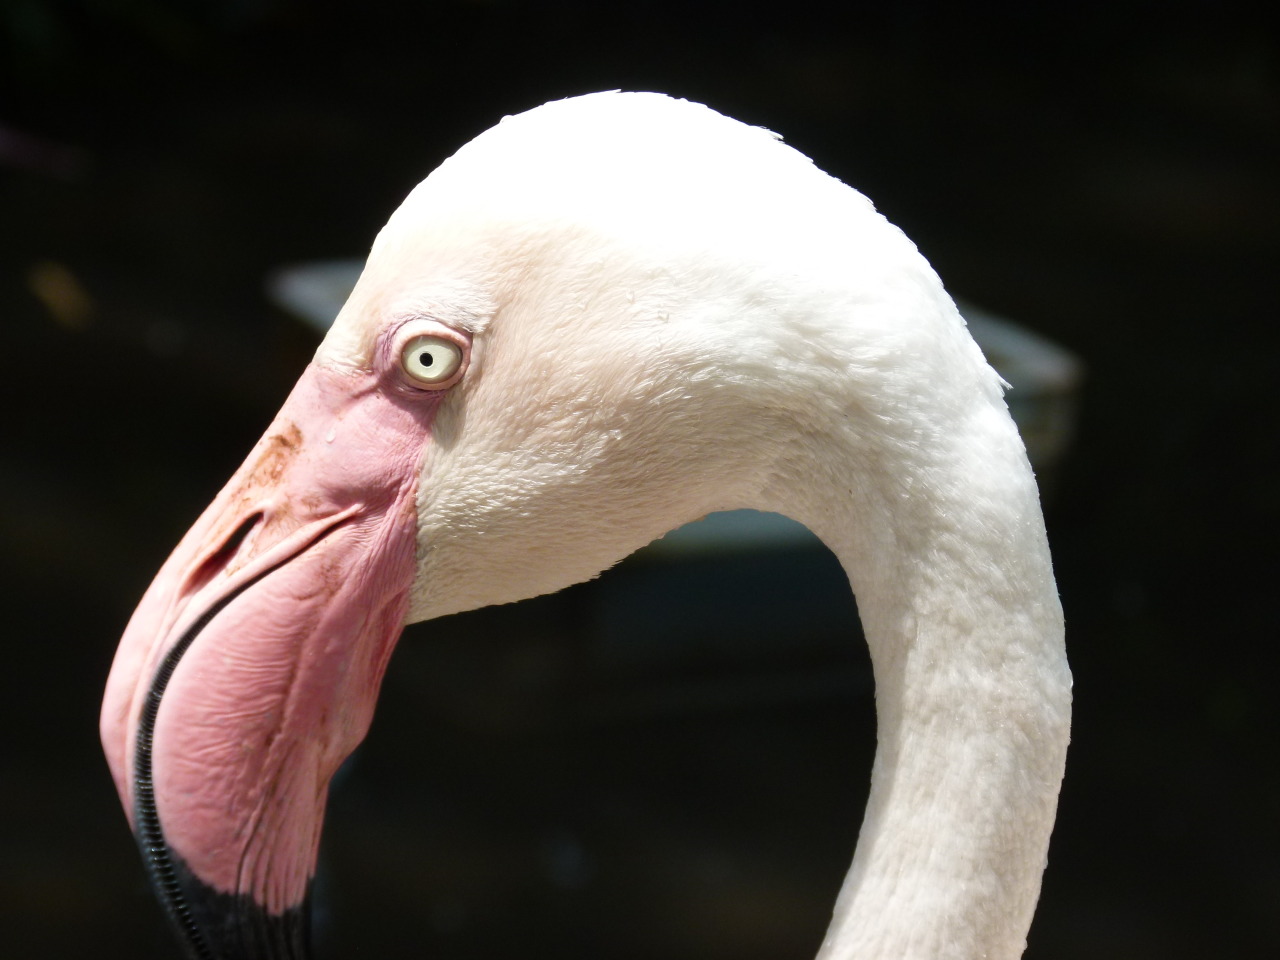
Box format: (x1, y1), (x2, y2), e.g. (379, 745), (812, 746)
(764, 365), (1071, 959)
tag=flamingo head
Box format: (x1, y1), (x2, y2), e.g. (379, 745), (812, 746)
(101, 92), (1017, 959)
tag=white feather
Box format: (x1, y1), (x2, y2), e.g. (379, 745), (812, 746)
(320, 91), (1069, 959)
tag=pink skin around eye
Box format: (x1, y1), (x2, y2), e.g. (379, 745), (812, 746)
(100, 341), (460, 915)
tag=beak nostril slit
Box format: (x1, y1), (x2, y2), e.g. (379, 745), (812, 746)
(187, 512), (264, 595)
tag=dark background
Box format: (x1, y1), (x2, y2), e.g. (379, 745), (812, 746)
(2, 2), (1276, 958)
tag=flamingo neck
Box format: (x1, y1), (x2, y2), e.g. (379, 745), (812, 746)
(767, 383), (1071, 959)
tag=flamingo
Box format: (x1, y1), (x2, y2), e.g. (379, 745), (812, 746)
(101, 91), (1070, 960)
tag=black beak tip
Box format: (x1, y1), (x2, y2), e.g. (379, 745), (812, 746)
(155, 849), (312, 960)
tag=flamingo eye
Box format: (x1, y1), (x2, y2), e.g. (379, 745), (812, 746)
(400, 334), (464, 387)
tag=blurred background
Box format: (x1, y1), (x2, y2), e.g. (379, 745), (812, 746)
(2, 1), (1276, 958)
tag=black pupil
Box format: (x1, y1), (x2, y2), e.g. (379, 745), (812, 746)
(418, 350), (434, 367)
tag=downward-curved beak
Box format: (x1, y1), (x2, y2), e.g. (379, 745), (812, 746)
(101, 361), (433, 959)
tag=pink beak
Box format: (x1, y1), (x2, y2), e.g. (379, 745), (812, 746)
(101, 360), (437, 959)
